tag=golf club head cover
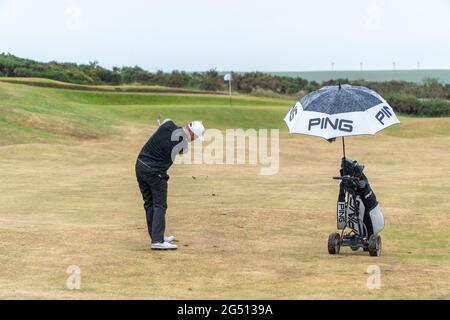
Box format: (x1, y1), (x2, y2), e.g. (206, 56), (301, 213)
(355, 173), (368, 189)
(341, 158), (365, 177)
(355, 175), (376, 209)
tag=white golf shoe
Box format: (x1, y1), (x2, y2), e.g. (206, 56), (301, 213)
(164, 235), (175, 242)
(151, 241), (178, 250)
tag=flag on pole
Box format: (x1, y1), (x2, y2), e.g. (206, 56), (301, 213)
(224, 73), (232, 105)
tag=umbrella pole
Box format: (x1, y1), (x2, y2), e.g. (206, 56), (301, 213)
(342, 136), (346, 159)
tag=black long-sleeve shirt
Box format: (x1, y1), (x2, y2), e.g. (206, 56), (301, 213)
(137, 120), (188, 173)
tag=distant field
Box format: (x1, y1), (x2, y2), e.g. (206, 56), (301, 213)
(268, 69), (450, 84)
(0, 81), (449, 299)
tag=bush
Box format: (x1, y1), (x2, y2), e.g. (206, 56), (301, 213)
(164, 70), (190, 88)
(385, 93), (450, 117)
(199, 69), (221, 91)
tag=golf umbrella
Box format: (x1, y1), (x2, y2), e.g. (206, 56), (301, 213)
(283, 84), (400, 157)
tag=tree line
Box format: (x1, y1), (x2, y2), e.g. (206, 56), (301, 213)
(1, 53), (449, 116)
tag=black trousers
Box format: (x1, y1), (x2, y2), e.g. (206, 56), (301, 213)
(135, 160), (169, 243)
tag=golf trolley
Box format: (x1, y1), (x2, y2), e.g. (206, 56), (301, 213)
(283, 85), (398, 257)
(328, 158), (384, 257)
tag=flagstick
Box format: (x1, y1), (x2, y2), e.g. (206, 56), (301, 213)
(228, 73), (232, 106)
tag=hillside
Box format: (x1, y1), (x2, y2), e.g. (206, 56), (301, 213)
(0, 80), (290, 146)
(0, 77), (220, 94)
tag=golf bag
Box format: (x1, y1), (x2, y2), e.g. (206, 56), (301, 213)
(336, 158), (384, 238)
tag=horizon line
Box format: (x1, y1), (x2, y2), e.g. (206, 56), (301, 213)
(2, 53), (449, 73)
(222, 69), (450, 73)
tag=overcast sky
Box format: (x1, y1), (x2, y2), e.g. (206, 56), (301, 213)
(0, 0), (449, 71)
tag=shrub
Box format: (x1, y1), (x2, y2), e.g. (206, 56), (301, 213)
(384, 93), (450, 117)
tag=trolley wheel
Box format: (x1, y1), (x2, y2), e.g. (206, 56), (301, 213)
(328, 232), (341, 255)
(368, 234), (382, 256)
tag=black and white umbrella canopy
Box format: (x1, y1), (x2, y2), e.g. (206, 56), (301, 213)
(284, 84), (400, 140)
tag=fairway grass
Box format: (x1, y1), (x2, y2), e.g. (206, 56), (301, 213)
(0, 82), (449, 299)
(0, 81), (291, 146)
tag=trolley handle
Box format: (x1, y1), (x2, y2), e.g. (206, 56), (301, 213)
(332, 175), (359, 182)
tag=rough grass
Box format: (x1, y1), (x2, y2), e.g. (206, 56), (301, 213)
(0, 81), (449, 299)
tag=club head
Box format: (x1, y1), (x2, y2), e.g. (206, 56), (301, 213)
(341, 158), (365, 177)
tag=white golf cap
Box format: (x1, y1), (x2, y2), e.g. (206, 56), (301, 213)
(188, 121), (205, 141)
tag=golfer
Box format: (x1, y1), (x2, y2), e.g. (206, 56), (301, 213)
(135, 119), (205, 250)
